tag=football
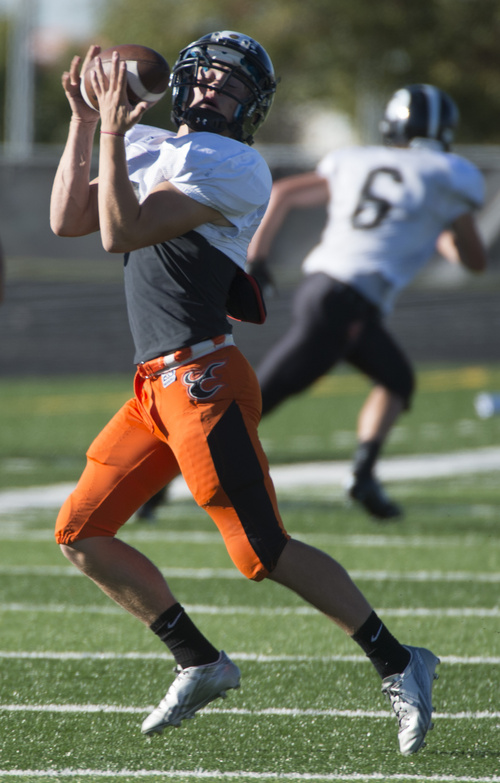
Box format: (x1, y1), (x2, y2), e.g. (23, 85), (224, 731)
(80, 44), (170, 112)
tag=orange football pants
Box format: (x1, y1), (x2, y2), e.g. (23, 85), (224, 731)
(55, 346), (289, 580)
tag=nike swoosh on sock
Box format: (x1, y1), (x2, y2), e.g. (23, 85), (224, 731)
(167, 611), (184, 629)
(370, 623), (383, 643)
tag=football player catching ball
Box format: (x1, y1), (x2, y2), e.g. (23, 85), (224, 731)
(51, 33), (440, 754)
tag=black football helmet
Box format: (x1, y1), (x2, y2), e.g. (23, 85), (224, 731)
(170, 30), (278, 145)
(380, 84), (459, 151)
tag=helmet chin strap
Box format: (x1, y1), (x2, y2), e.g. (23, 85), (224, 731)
(182, 106), (235, 135)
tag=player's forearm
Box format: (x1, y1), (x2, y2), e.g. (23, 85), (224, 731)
(248, 173), (328, 264)
(50, 118), (99, 236)
(247, 185), (293, 262)
(97, 134), (142, 253)
(448, 214), (487, 273)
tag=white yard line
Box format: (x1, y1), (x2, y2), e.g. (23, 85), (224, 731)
(0, 704), (499, 721)
(0, 602), (498, 618)
(0, 651), (498, 664)
(0, 771), (498, 782)
(0, 564), (498, 582)
(1, 529), (497, 548)
(1, 447), (500, 513)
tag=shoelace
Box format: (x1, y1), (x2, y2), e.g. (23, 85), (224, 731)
(383, 677), (412, 727)
(156, 667), (186, 709)
(387, 693), (411, 727)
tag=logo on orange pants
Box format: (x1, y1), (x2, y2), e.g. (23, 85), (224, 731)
(181, 361), (226, 400)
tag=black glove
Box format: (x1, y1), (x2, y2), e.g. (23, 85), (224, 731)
(246, 257), (277, 297)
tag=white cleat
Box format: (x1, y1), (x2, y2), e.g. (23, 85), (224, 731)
(382, 645), (440, 755)
(141, 651), (241, 735)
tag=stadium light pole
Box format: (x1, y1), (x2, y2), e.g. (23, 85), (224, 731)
(4, 0), (36, 160)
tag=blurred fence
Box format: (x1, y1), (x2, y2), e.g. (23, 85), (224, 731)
(0, 144), (499, 377)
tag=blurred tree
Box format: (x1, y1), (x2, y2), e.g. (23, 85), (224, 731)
(1, 0), (500, 145)
(97, 0), (500, 144)
(35, 54), (80, 145)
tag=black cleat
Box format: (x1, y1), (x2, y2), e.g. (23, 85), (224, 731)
(136, 487), (168, 523)
(345, 474), (402, 520)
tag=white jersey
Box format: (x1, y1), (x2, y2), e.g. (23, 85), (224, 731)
(302, 145), (484, 313)
(125, 124), (272, 269)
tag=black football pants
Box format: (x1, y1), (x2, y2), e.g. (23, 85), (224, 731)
(257, 272), (415, 416)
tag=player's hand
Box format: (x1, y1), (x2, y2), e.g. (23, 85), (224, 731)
(246, 257), (277, 297)
(91, 51), (149, 135)
(62, 45), (102, 123)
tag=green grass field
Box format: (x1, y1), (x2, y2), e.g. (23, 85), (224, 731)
(0, 366), (499, 782)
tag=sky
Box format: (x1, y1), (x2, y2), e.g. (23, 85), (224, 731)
(0, 0), (99, 40)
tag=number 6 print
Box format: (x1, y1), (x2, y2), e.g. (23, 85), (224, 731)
(352, 167), (403, 229)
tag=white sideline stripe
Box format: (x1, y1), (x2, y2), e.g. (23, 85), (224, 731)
(1, 651), (498, 664)
(2, 446), (500, 512)
(1, 602), (498, 618)
(0, 704), (499, 721)
(0, 774), (499, 783)
(2, 564), (499, 583)
(0, 528), (497, 549)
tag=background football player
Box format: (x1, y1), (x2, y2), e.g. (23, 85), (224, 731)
(248, 84), (487, 520)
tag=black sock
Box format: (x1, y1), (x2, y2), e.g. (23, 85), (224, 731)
(150, 604), (220, 669)
(351, 611), (411, 679)
(352, 440), (381, 479)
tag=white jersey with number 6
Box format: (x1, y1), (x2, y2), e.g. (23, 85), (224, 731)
(302, 145), (484, 313)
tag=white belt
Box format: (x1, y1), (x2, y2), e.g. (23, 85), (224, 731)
(138, 334), (235, 378)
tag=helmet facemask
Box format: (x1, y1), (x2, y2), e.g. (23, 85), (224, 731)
(170, 32), (277, 145)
